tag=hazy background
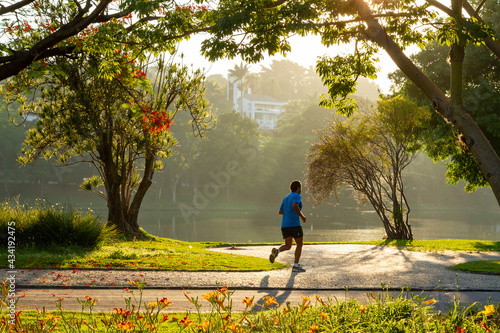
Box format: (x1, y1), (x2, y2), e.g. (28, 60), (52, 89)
(1, 34), (498, 243)
(175, 34), (400, 94)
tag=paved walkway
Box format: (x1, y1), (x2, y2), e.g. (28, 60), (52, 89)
(9, 245), (500, 290)
(4, 244), (500, 313)
(13, 288), (500, 314)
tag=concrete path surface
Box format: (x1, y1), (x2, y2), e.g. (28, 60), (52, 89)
(4, 244), (500, 313)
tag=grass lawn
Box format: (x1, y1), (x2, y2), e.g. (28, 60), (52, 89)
(1, 237), (498, 273)
(0, 236), (287, 271)
(450, 260), (500, 274)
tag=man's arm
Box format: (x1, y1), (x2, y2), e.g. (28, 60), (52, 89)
(292, 202), (306, 223)
(279, 209), (283, 215)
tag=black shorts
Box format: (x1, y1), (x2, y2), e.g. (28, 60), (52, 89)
(281, 226), (303, 239)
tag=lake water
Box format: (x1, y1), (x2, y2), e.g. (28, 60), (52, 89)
(132, 207), (500, 243)
(4, 183), (498, 242)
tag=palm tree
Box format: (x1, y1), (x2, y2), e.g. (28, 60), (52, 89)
(228, 62), (250, 112)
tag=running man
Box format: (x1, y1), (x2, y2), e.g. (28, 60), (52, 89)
(269, 180), (307, 272)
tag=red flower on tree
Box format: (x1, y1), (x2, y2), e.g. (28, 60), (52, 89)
(141, 107), (172, 134)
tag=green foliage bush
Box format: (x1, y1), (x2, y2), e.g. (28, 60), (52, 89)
(0, 199), (114, 249)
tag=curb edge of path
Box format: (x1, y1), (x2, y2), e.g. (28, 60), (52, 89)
(16, 285), (500, 293)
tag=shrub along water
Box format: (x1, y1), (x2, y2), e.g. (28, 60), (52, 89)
(0, 199), (114, 249)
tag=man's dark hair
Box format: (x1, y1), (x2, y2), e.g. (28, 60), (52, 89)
(290, 180), (302, 192)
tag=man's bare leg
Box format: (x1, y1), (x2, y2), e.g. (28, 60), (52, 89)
(294, 236), (303, 264)
(279, 236), (293, 253)
(270, 236), (293, 263)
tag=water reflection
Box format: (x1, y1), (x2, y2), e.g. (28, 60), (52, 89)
(137, 207), (500, 242)
(410, 209), (500, 240)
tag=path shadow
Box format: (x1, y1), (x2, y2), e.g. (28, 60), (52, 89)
(471, 241), (500, 252)
(251, 270), (300, 311)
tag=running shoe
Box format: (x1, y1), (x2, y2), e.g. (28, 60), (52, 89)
(292, 264), (306, 272)
(269, 248), (279, 263)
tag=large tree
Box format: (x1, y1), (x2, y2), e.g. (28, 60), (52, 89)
(14, 49), (211, 238)
(199, 0), (500, 206)
(389, 5), (500, 192)
(308, 97), (430, 240)
(0, 0), (211, 81)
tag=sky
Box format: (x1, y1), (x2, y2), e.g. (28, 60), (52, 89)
(175, 33), (405, 94)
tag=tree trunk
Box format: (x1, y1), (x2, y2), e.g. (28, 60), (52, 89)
(367, 184), (412, 240)
(100, 136), (144, 238)
(106, 188), (141, 237)
(192, 175), (200, 207)
(171, 174), (182, 204)
(126, 150), (155, 238)
(354, 0), (500, 206)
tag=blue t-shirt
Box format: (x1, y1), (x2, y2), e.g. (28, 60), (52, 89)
(280, 192), (302, 228)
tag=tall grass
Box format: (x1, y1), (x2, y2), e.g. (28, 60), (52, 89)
(0, 198), (114, 249)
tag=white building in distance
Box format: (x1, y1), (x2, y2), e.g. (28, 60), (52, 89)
(228, 75), (285, 130)
(239, 92), (285, 130)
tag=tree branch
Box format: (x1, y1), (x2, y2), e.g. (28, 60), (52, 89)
(355, 0), (448, 107)
(474, 0), (487, 13)
(0, 0), (36, 16)
(450, 0), (465, 107)
(124, 15), (164, 32)
(427, 0), (500, 60)
(425, 0), (453, 16)
(261, 0), (288, 9)
(0, 0), (112, 81)
(321, 11), (421, 28)
(463, 0), (500, 59)
(96, 8), (133, 23)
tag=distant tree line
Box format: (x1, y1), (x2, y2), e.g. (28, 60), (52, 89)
(0, 59), (376, 205)
(1, 58), (495, 211)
